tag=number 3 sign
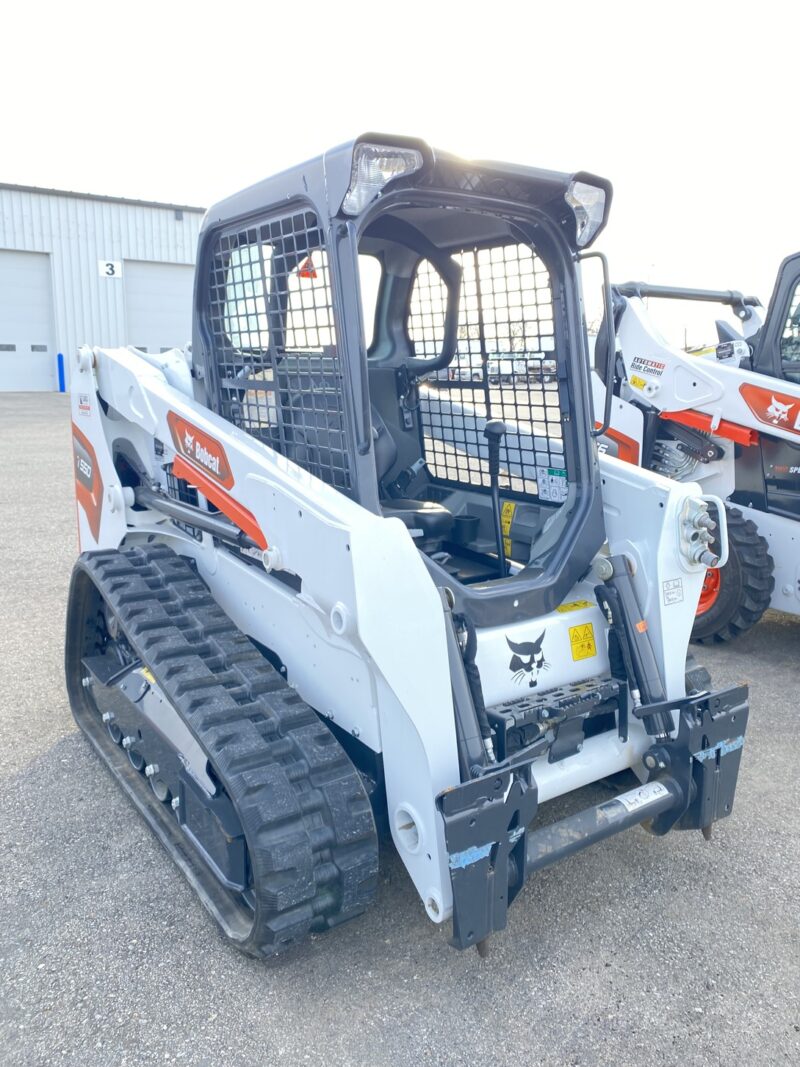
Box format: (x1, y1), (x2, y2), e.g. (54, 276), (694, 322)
(98, 260), (123, 278)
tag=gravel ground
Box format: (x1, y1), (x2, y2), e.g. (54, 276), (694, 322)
(1, 393), (798, 1067)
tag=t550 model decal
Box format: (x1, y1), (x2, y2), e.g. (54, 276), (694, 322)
(72, 422), (104, 541)
(595, 422), (640, 464)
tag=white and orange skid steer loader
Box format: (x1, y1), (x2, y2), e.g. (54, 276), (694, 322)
(65, 136), (748, 958)
(592, 256), (800, 641)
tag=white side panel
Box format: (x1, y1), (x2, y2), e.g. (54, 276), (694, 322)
(599, 453), (708, 700)
(737, 505), (800, 616)
(476, 582), (609, 706)
(0, 249), (56, 390)
(592, 371), (645, 462)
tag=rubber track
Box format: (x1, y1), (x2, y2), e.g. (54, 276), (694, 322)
(693, 506), (775, 644)
(70, 544), (378, 956)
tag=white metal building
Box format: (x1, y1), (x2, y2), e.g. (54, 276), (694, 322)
(0, 185), (205, 391)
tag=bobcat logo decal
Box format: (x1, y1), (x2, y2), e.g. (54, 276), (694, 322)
(766, 396), (792, 424)
(507, 632), (549, 688)
(167, 412), (235, 489)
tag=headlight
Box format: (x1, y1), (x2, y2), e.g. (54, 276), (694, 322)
(341, 143), (423, 216)
(565, 180), (606, 247)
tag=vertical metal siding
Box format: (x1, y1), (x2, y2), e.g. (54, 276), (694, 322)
(0, 187), (203, 382)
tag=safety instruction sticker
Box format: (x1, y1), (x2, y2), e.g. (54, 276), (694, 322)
(536, 466), (568, 503)
(569, 622), (596, 661)
(556, 599), (594, 614)
(615, 781), (670, 813)
(78, 393), (92, 416)
(629, 374), (647, 391)
(662, 578), (684, 606)
(501, 500), (516, 557)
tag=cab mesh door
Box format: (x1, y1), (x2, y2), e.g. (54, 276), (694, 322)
(410, 243), (568, 504)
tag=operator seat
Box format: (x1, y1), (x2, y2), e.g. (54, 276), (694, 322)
(371, 407), (454, 543)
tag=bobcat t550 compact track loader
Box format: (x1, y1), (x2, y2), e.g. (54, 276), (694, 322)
(65, 136), (749, 957)
(593, 255), (800, 642)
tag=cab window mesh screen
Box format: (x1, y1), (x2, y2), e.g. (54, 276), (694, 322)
(416, 242), (566, 502)
(206, 209), (352, 492)
(781, 285), (800, 364)
(408, 259), (447, 359)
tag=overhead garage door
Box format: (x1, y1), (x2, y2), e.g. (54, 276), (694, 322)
(0, 250), (56, 391)
(124, 260), (194, 354)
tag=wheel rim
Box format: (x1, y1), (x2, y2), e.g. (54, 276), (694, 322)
(697, 568), (721, 615)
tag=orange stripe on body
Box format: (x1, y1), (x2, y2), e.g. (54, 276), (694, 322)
(172, 455), (268, 550)
(659, 409), (759, 447)
(595, 422), (640, 464)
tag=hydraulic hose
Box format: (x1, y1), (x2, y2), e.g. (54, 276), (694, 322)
(460, 613), (492, 746)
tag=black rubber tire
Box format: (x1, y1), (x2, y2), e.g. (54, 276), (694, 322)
(691, 505), (774, 644)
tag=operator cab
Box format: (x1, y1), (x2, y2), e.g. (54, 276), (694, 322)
(195, 136), (612, 623)
(358, 204), (573, 583)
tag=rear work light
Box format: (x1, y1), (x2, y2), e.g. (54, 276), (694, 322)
(341, 143), (423, 216)
(565, 180), (606, 248)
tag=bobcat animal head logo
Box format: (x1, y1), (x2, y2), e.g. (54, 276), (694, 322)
(183, 429), (195, 453)
(767, 396), (792, 424)
(507, 632), (549, 688)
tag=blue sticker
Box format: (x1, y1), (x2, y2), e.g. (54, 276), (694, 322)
(448, 843), (492, 870)
(694, 736), (744, 763)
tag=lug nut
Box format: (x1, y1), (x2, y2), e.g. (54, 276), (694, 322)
(101, 712), (114, 724)
(82, 676), (93, 689)
(171, 797), (180, 811)
(145, 763), (159, 778)
(122, 736), (135, 749)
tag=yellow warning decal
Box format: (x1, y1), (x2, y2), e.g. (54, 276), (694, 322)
(555, 599), (594, 614)
(569, 623), (597, 661)
(630, 374), (647, 391)
(501, 500), (516, 558)
(140, 667), (156, 685)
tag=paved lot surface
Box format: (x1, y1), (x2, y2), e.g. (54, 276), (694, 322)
(1, 393), (798, 1067)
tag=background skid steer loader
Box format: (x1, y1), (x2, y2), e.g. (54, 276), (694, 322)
(593, 254), (800, 641)
(65, 136), (748, 957)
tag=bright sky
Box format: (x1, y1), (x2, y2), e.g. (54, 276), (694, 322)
(4, 0), (797, 345)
